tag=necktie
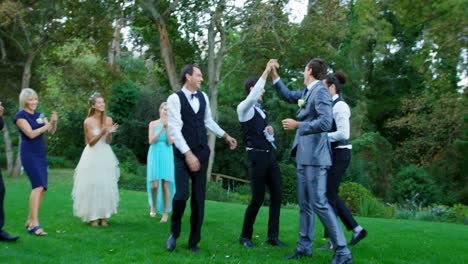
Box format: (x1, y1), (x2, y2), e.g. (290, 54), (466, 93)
(303, 88), (309, 98)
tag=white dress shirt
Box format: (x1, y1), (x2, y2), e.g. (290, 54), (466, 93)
(328, 94), (352, 149)
(237, 78), (266, 122)
(167, 87), (225, 154)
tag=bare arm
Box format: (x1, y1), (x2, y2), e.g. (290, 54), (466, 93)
(163, 122), (173, 145)
(148, 120), (164, 145)
(84, 119), (107, 147)
(16, 119), (52, 140)
(104, 117), (117, 144)
(47, 111), (58, 135)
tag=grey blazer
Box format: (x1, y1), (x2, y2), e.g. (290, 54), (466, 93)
(274, 79), (333, 166)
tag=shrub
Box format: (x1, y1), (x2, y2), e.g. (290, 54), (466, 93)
(346, 132), (394, 199)
(48, 155), (72, 168)
(280, 162), (297, 205)
(439, 204), (468, 224)
(339, 182), (373, 214)
(390, 164), (439, 206)
(206, 181), (230, 202)
(340, 182), (394, 218)
(119, 170), (146, 192)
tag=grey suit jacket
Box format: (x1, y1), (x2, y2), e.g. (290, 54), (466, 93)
(274, 79), (333, 166)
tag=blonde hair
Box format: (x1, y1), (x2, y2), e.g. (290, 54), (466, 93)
(19, 88), (38, 110)
(87, 93), (107, 127)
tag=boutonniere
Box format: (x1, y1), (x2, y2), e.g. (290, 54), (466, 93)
(297, 98), (306, 108)
(36, 113), (45, 124)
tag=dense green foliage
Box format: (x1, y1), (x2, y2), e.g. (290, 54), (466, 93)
(0, 0), (466, 208)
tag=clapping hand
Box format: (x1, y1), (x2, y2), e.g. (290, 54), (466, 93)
(106, 123), (119, 134)
(0, 101), (4, 116)
(50, 111), (58, 123)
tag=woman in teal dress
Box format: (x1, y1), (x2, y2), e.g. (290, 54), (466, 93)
(147, 102), (175, 222)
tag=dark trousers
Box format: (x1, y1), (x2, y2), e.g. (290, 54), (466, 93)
(240, 150), (282, 239)
(171, 146), (210, 247)
(0, 170), (5, 230)
(325, 148), (357, 237)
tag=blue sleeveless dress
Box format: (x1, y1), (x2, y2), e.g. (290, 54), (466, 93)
(15, 110), (48, 189)
(146, 123), (175, 213)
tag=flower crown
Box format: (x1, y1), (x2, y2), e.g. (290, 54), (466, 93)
(88, 92), (102, 104)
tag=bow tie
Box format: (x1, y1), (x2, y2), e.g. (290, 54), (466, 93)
(191, 92), (199, 99)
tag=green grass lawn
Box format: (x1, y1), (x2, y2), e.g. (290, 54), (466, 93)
(1, 169), (467, 263)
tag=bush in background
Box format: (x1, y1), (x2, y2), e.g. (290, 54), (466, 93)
(390, 164), (439, 206)
(340, 182), (394, 218)
(345, 132), (393, 199)
(280, 162), (297, 205)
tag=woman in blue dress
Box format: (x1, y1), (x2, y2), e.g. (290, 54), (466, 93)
(15, 88), (58, 236)
(147, 102), (175, 222)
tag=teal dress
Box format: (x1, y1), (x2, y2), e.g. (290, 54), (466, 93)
(146, 123), (175, 213)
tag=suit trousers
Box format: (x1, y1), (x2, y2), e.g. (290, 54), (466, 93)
(171, 146), (210, 248)
(296, 164), (349, 255)
(240, 150), (282, 239)
(0, 170), (5, 230)
(324, 148), (357, 238)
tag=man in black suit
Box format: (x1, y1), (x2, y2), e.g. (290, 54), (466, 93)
(0, 101), (20, 242)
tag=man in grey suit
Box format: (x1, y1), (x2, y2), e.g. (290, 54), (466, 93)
(271, 59), (352, 264)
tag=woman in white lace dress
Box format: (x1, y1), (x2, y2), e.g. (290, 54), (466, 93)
(72, 92), (120, 227)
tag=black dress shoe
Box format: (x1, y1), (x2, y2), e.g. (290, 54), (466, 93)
(0, 230), (19, 242)
(329, 253), (353, 264)
(166, 234), (176, 251)
(350, 229), (367, 245)
(266, 237), (286, 248)
(239, 237), (254, 248)
(188, 245), (200, 253)
(286, 250), (312, 260)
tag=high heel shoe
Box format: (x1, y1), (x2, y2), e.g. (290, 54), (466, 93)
(150, 211), (156, 218)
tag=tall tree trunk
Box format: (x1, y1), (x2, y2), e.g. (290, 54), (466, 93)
(11, 49), (40, 177)
(2, 121), (14, 176)
(157, 21), (179, 92)
(108, 18), (124, 71)
(140, 0), (180, 92)
(206, 2), (226, 181)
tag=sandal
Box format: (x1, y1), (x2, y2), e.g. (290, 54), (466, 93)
(27, 225), (48, 236)
(160, 213), (168, 223)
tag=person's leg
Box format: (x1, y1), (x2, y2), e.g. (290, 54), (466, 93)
(310, 166), (349, 256)
(151, 180), (159, 217)
(170, 155), (190, 239)
(295, 164), (314, 255)
(0, 171), (5, 230)
(161, 180), (170, 222)
(266, 153), (282, 240)
(188, 159), (208, 248)
(240, 152), (267, 241)
(28, 187), (47, 234)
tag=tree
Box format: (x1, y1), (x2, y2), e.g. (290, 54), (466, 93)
(139, 0), (181, 92)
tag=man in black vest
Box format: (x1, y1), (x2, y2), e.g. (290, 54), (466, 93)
(237, 60), (285, 248)
(0, 101), (20, 242)
(166, 65), (237, 253)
